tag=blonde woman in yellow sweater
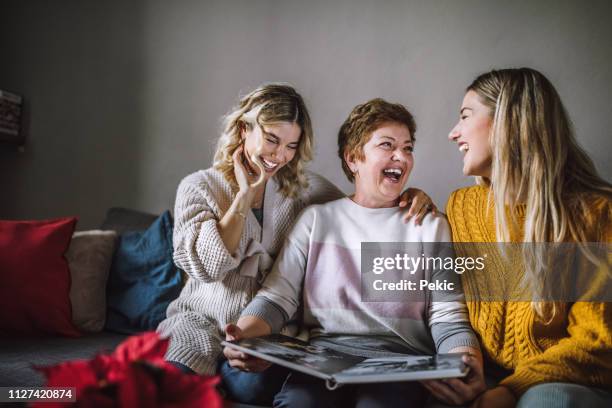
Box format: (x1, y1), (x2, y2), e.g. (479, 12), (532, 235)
(426, 68), (611, 408)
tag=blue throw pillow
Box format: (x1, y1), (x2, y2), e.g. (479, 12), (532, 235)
(105, 210), (182, 334)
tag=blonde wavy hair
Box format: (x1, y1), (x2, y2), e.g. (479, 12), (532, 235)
(213, 84), (314, 198)
(468, 68), (612, 319)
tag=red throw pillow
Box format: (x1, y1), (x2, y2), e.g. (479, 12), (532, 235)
(0, 217), (81, 337)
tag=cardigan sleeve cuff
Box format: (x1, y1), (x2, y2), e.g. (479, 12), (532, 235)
(431, 322), (481, 354)
(437, 331), (481, 354)
(241, 296), (289, 333)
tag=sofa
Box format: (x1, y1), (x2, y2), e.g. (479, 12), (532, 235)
(0, 207), (268, 408)
(0, 208), (471, 408)
(0, 208), (159, 387)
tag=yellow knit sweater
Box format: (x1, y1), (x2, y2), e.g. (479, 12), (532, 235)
(446, 185), (612, 397)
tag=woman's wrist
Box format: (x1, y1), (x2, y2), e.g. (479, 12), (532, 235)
(236, 315), (272, 338)
(219, 191), (251, 223)
(448, 345), (481, 357)
(235, 189), (257, 209)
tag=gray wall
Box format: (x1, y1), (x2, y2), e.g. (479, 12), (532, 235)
(1, 0), (611, 228)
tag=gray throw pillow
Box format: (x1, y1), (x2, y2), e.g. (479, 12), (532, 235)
(66, 230), (117, 332)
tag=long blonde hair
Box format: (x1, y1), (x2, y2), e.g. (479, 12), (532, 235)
(468, 68), (611, 318)
(213, 84), (314, 198)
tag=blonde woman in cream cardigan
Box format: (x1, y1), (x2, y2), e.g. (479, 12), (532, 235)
(425, 68), (611, 408)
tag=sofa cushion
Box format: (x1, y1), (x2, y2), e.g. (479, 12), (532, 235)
(0, 217), (81, 337)
(105, 211), (183, 334)
(0, 332), (128, 386)
(67, 230), (118, 332)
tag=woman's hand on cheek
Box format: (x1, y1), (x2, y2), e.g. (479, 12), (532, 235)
(249, 132), (267, 187)
(232, 146), (265, 196)
(232, 146), (253, 193)
(399, 188), (437, 225)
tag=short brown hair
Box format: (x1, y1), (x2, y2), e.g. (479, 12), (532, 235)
(337, 98), (416, 182)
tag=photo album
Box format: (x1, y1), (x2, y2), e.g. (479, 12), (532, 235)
(222, 335), (468, 390)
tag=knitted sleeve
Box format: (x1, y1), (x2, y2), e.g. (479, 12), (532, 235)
(500, 301), (612, 397)
(172, 175), (240, 282)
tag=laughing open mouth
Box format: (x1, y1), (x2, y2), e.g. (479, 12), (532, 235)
(382, 168), (403, 182)
(262, 158), (279, 171)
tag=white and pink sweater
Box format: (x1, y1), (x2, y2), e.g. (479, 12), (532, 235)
(242, 197), (479, 356)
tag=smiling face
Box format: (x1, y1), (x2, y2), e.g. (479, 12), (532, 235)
(347, 122), (414, 208)
(242, 121), (301, 181)
(448, 90), (493, 178)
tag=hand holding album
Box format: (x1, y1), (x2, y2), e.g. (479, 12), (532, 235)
(223, 334), (469, 390)
(223, 324), (271, 372)
(421, 353), (486, 405)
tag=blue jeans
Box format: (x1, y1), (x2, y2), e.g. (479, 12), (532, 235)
(219, 360), (291, 405)
(426, 381), (612, 408)
(274, 371), (426, 408)
(516, 382), (612, 408)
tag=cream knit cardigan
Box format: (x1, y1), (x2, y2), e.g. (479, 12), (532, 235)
(156, 167), (344, 374)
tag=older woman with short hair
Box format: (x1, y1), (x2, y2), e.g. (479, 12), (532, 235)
(225, 98), (481, 408)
